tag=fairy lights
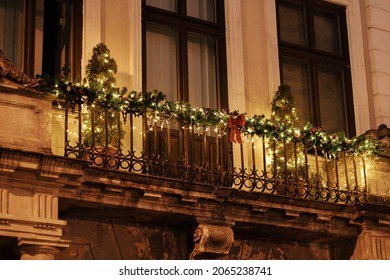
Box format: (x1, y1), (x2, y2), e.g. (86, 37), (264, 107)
(38, 46), (382, 159)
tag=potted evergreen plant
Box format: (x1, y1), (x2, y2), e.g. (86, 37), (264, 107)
(81, 43), (125, 168)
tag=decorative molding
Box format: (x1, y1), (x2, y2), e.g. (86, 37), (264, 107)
(34, 223), (56, 230)
(33, 193), (55, 219)
(0, 147), (88, 179)
(18, 244), (61, 260)
(0, 147), (22, 173)
(0, 219), (10, 225)
(0, 91), (52, 153)
(373, 236), (388, 259)
(0, 99), (44, 114)
(285, 210), (301, 218)
(0, 189), (9, 214)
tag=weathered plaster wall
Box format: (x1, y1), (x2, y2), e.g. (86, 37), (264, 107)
(57, 213), (336, 260)
(0, 88), (53, 153)
(57, 217), (184, 260)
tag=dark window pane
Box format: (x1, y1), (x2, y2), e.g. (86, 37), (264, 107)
(187, 0), (216, 23)
(146, 0), (177, 12)
(281, 56), (311, 126)
(317, 65), (346, 133)
(314, 10), (341, 54)
(278, 3), (307, 46)
(146, 23), (178, 101)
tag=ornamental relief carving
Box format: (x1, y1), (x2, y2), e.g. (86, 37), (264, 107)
(0, 49), (39, 88)
(190, 223), (234, 260)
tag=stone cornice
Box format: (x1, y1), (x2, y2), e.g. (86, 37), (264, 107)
(59, 166), (363, 241)
(2, 147), (390, 242)
(0, 85), (53, 100)
(0, 147), (90, 181)
(0, 213), (68, 248)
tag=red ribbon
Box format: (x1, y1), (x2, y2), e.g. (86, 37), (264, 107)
(228, 113), (246, 143)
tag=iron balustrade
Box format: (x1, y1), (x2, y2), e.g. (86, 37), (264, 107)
(60, 99), (369, 204)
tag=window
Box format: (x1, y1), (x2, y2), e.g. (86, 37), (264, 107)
(143, 0), (228, 109)
(0, 0), (26, 70)
(42, 0), (83, 79)
(142, 0), (229, 168)
(0, 0), (82, 80)
(276, 0), (355, 136)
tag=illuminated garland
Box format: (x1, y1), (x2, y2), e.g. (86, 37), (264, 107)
(37, 76), (382, 158)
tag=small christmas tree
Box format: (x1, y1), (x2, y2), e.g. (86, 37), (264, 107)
(82, 43), (123, 148)
(270, 84), (306, 182)
(86, 43), (117, 91)
(271, 84), (298, 125)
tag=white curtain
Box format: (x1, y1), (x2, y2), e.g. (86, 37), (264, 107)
(187, 0), (216, 22)
(145, 0), (176, 12)
(146, 0), (218, 109)
(187, 33), (217, 109)
(146, 23), (178, 101)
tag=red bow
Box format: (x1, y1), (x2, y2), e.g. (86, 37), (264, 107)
(228, 114), (246, 143)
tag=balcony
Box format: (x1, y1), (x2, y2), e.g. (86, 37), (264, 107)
(45, 84), (385, 204)
(1, 83), (390, 259)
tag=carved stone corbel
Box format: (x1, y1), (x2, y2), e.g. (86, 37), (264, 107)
(190, 218), (234, 260)
(361, 124), (390, 156)
(0, 49), (39, 88)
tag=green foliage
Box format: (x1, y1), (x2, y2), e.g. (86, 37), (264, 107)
(83, 43), (123, 148)
(82, 106), (124, 148)
(269, 84), (306, 180)
(38, 71), (382, 157)
(271, 84), (298, 126)
(86, 43), (118, 92)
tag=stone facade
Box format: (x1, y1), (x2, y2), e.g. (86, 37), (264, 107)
(364, 0), (390, 126)
(1, 0), (390, 260)
(0, 88), (53, 153)
(1, 110), (389, 260)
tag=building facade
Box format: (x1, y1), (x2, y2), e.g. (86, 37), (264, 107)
(0, 0), (390, 259)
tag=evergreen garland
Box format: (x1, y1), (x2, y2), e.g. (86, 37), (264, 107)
(38, 49), (383, 158)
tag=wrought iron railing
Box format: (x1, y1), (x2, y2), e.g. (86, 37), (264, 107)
(55, 96), (373, 204)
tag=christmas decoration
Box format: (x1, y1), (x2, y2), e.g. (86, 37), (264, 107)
(82, 43), (125, 148)
(268, 84), (306, 180)
(270, 84), (297, 126)
(228, 113), (246, 143)
(38, 64), (383, 159)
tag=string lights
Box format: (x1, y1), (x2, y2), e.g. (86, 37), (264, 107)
(37, 46), (383, 159)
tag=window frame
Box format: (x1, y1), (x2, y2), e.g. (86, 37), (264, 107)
(6, 0), (83, 80)
(142, 0), (229, 109)
(276, 0), (356, 136)
(41, 0), (83, 79)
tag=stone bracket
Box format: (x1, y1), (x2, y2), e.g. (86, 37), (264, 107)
(190, 218), (235, 260)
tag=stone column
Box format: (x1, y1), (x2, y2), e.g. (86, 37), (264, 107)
(19, 245), (60, 260)
(17, 238), (69, 260)
(190, 218), (235, 260)
(351, 224), (390, 260)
